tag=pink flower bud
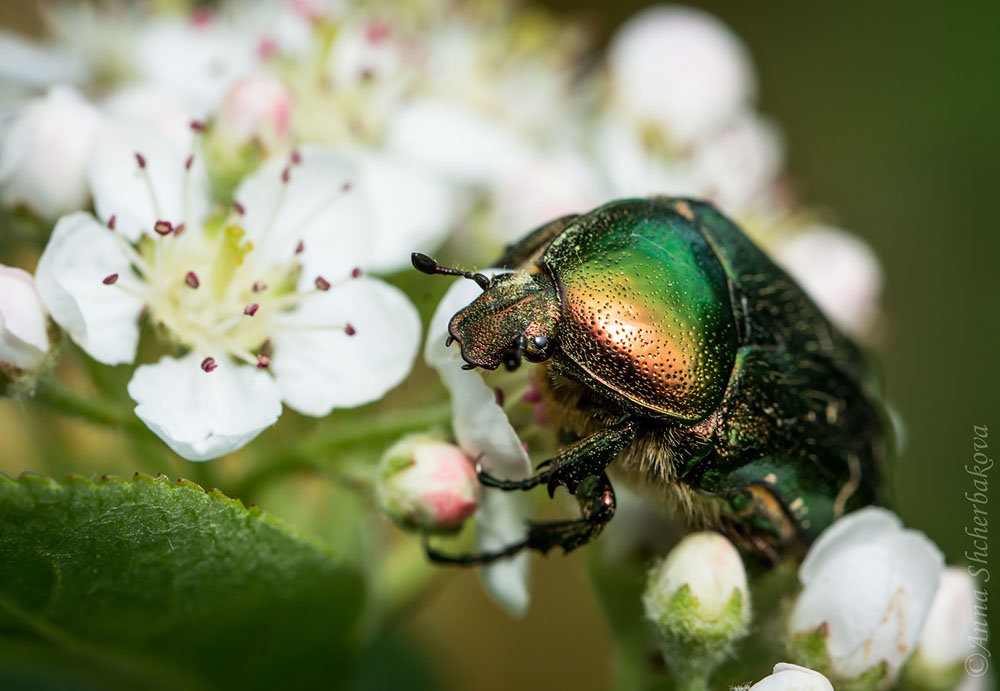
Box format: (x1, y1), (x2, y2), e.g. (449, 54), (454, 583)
(0, 265), (52, 390)
(214, 74), (294, 153)
(376, 435), (480, 534)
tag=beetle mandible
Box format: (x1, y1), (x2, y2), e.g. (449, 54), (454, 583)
(413, 197), (890, 564)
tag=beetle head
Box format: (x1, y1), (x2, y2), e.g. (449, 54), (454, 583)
(411, 253), (560, 371)
(449, 271), (560, 371)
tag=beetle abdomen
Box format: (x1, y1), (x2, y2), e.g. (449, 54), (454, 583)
(543, 199), (738, 422)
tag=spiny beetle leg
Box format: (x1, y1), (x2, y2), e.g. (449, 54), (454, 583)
(475, 419), (636, 497)
(426, 473), (617, 565)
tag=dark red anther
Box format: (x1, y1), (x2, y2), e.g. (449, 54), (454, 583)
(350, 267), (361, 278)
(256, 353), (271, 369)
(290, 149), (302, 165)
(281, 166), (291, 183)
(190, 120), (206, 133)
(174, 223), (186, 236)
(295, 240), (304, 254)
(341, 181), (352, 192)
(107, 214), (116, 230)
(244, 303), (259, 317)
(154, 220), (173, 236)
(185, 154), (194, 170)
(185, 271), (200, 289)
(344, 323), (356, 336)
(135, 152), (147, 168)
(201, 357), (217, 372)
(315, 276), (330, 291)
(103, 273), (119, 285)
(494, 387), (505, 407)
(233, 200), (246, 215)
(252, 281), (267, 292)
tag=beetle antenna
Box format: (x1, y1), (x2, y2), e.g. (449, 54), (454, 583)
(411, 253), (490, 291)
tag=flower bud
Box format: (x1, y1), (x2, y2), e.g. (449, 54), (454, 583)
(204, 74), (294, 196)
(750, 663), (834, 691)
(608, 5), (755, 145)
(787, 507), (944, 689)
(643, 531), (751, 688)
(376, 434), (480, 534)
(0, 86), (102, 220)
(903, 567), (980, 690)
(0, 265), (53, 395)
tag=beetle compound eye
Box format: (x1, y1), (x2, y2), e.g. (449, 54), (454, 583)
(524, 334), (553, 363)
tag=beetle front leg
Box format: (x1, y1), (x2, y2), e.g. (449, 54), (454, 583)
(426, 473), (617, 565)
(477, 419), (637, 497)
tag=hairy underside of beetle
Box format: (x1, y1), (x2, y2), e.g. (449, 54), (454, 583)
(536, 362), (805, 560)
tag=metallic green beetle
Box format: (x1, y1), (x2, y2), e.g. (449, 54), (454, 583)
(413, 197), (890, 564)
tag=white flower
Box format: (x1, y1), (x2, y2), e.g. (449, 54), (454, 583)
(904, 566), (981, 686)
(35, 129), (420, 461)
(376, 434), (480, 534)
(608, 5), (756, 144)
(489, 151), (603, 243)
(425, 273), (533, 616)
(0, 86), (103, 221)
(0, 265), (51, 379)
(133, 16), (258, 117)
(643, 531), (751, 636)
(788, 507), (944, 687)
(749, 663), (834, 691)
(774, 226), (883, 339)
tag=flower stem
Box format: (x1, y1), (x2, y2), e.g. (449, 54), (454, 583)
(32, 381), (145, 432)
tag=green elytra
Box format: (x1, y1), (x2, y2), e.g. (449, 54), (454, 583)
(415, 197), (890, 564)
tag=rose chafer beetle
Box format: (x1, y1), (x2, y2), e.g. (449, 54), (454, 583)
(413, 197), (890, 564)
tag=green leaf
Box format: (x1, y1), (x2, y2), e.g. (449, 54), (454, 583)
(0, 473), (366, 690)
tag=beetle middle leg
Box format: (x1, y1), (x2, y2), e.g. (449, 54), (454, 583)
(426, 473), (617, 565)
(478, 418), (637, 497)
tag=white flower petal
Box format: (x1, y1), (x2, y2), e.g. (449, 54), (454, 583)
(271, 277), (420, 416)
(0, 266), (50, 371)
(0, 86), (103, 220)
(774, 227), (883, 339)
(426, 275), (534, 615)
(0, 31), (89, 89)
(127, 353), (282, 461)
(608, 5), (755, 143)
(87, 122), (209, 242)
(134, 19), (257, 116)
(386, 99), (533, 186)
(236, 146), (373, 281)
(750, 663), (834, 690)
(693, 112), (784, 213)
(102, 85), (198, 153)
(35, 212), (143, 365)
(357, 152), (459, 273)
(595, 116), (702, 199)
(916, 567), (978, 668)
(476, 488), (531, 617)
(798, 507), (901, 584)
(425, 275), (532, 481)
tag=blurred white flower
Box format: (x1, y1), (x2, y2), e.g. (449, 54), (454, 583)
(134, 16), (258, 117)
(376, 434), (480, 534)
(787, 507), (944, 687)
(489, 152), (602, 243)
(425, 273), (533, 616)
(0, 86), (102, 221)
(774, 226), (883, 339)
(904, 567), (983, 689)
(0, 265), (52, 384)
(749, 663), (834, 691)
(35, 129), (420, 460)
(213, 74), (294, 155)
(608, 5), (756, 145)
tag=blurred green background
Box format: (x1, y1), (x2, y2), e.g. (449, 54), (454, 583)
(1, 1), (996, 689)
